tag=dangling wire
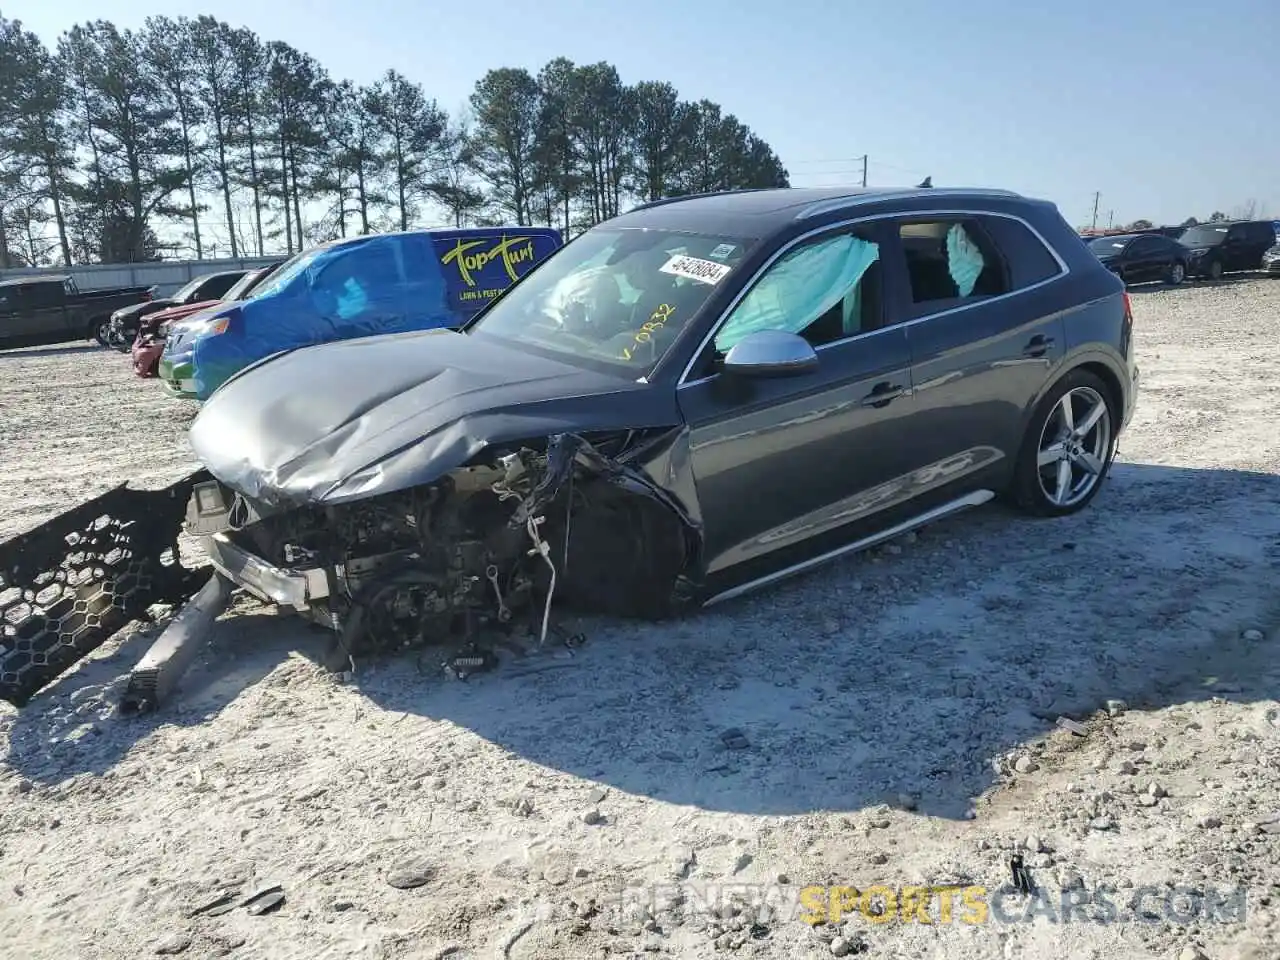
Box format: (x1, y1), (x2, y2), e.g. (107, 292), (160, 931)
(227, 493), (250, 530)
(526, 515), (556, 648)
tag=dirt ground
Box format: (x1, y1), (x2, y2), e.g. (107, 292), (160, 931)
(2, 278), (1279, 960)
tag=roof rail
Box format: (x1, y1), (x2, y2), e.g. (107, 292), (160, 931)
(794, 187), (1024, 221)
(626, 187), (781, 214)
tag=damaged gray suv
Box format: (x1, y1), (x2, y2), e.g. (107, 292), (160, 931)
(0, 186), (1139, 708)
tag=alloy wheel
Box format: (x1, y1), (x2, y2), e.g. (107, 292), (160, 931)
(1036, 386), (1112, 509)
(1209, 260), (1224, 281)
(1169, 262), (1185, 284)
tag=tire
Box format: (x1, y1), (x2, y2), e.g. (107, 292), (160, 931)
(1208, 259), (1224, 281)
(1166, 260), (1186, 285)
(89, 318), (110, 347)
(1008, 369), (1118, 517)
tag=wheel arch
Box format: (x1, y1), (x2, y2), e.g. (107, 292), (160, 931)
(1017, 351), (1128, 442)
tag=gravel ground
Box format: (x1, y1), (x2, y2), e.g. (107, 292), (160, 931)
(2, 278), (1279, 960)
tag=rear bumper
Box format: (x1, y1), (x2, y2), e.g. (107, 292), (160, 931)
(1123, 363), (1139, 431)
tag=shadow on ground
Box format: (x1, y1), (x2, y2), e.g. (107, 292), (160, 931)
(5, 462), (1280, 820)
(0, 343), (101, 360)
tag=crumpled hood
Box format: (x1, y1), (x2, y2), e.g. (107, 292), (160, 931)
(188, 328), (676, 507)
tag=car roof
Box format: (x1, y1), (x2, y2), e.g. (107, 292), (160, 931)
(194, 269), (250, 280)
(602, 186), (1027, 237)
(0, 274), (70, 287)
(1090, 233), (1150, 243)
(318, 226), (561, 254)
(1189, 220), (1267, 228)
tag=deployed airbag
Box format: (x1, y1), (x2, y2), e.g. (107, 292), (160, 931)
(946, 223), (985, 297)
(714, 235), (879, 352)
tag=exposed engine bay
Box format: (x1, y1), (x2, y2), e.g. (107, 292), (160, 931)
(199, 431), (699, 669)
(0, 431), (698, 709)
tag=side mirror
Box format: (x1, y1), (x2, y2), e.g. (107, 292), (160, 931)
(721, 329), (818, 377)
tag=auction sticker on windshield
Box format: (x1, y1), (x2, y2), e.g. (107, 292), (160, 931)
(660, 254), (732, 285)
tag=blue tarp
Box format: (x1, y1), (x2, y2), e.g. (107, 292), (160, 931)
(189, 227), (562, 400)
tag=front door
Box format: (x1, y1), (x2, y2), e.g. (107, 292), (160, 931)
(1124, 237), (1161, 283)
(675, 223), (920, 583)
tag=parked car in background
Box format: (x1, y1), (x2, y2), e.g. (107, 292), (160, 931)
(132, 262), (284, 377)
(1086, 232), (1189, 285)
(1262, 243), (1280, 276)
(104, 269), (248, 351)
(144, 185), (1139, 676)
(168, 227), (563, 400)
(1178, 220), (1278, 280)
(0, 275), (154, 350)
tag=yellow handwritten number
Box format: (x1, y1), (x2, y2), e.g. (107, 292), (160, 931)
(619, 304), (675, 360)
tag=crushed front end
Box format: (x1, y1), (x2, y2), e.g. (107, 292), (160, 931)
(1, 432), (699, 711)
(182, 431), (699, 673)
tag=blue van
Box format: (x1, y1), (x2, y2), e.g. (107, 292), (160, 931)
(161, 227), (563, 400)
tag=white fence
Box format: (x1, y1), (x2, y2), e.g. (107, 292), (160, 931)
(0, 256), (283, 297)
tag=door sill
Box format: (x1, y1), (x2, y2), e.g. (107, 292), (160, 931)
(701, 489), (995, 608)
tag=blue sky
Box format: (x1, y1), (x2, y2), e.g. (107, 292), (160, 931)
(16, 0), (1279, 229)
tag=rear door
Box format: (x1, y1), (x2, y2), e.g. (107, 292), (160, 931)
(894, 212), (1069, 490)
(1246, 222), (1276, 267)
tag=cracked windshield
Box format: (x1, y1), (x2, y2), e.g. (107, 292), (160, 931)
(467, 228), (754, 375)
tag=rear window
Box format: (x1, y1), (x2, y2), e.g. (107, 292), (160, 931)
(978, 215), (1063, 287)
(198, 273), (243, 300)
(1180, 225), (1229, 247)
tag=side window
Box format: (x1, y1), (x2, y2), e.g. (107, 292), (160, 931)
(1128, 238), (1157, 256)
(898, 218), (1010, 310)
(203, 274), (239, 299)
(978, 215), (1062, 288)
(713, 230), (882, 354)
(23, 283), (62, 309)
(311, 239), (404, 319)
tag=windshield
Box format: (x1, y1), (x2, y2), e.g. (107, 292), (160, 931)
(1179, 225), (1229, 247)
(466, 227), (754, 376)
(250, 246), (328, 298)
(1088, 237), (1130, 254)
(222, 267), (271, 302)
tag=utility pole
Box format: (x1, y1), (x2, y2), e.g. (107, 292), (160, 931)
(1107, 210), (1114, 230)
(1090, 191), (1100, 231)
(860, 155), (868, 188)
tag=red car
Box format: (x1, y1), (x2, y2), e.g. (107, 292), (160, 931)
(131, 262), (283, 378)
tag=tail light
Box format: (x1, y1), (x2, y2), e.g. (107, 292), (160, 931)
(1122, 290), (1132, 323)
